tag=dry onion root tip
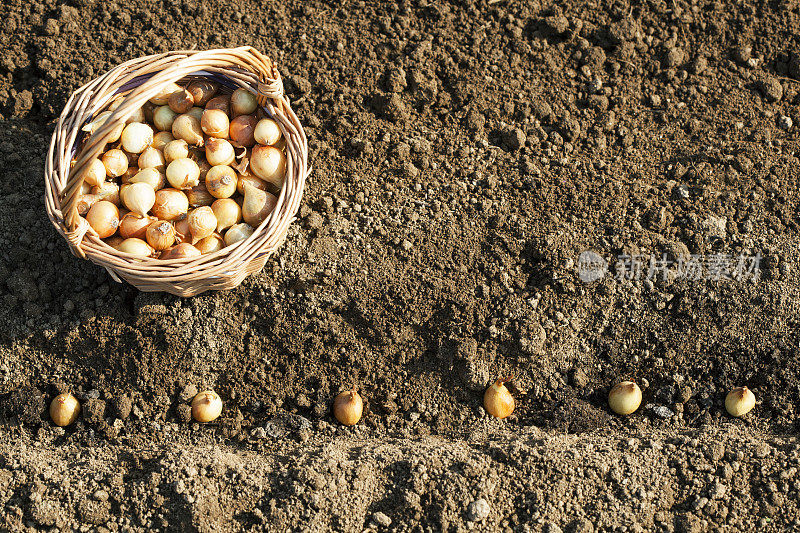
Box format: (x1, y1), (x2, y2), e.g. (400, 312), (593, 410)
(333, 386), (363, 426)
(725, 386), (756, 417)
(608, 381), (642, 416)
(483, 378), (515, 419)
(191, 390), (223, 423)
(50, 393), (81, 427)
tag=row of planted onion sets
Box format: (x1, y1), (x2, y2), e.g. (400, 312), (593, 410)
(48, 380), (757, 428)
(74, 79), (287, 259)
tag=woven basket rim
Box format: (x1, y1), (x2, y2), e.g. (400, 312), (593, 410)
(44, 47), (308, 297)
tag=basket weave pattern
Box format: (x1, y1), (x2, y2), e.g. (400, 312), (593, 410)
(44, 47), (308, 296)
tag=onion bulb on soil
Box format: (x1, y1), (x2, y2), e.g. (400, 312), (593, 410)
(50, 393), (81, 427)
(484, 379), (515, 419)
(725, 387), (756, 417)
(333, 387), (363, 426)
(191, 390), (223, 423)
(608, 381), (642, 415)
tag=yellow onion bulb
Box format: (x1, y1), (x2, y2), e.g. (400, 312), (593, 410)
(102, 149), (129, 178)
(205, 165), (237, 199)
(148, 82), (182, 105)
(250, 145), (287, 188)
(118, 237), (155, 258)
(191, 390), (222, 422)
(50, 393), (80, 427)
(205, 94), (230, 114)
(201, 109), (230, 139)
(608, 381), (642, 415)
(138, 146), (165, 170)
(164, 139), (189, 163)
(224, 223), (254, 246)
(120, 122), (154, 154)
(166, 158), (201, 189)
(172, 114), (204, 146)
(242, 182), (278, 227)
(211, 198), (242, 232)
(187, 206), (217, 240)
(205, 138), (235, 167)
(129, 168), (166, 190)
(121, 182), (156, 216)
(84, 158), (107, 188)
(254, 118), (282, 146)
(86, 200), (120, 239)
(186, 185), (215, 207)
(186, 80), (218, 107)
(168, 88), (194, 114)
(161, 242), (201, 260)
(119, 213), (156, 240)
(484, 379), (515, 419)
(237, 174), (268, 195)
(231, 88), (258, 116)
(76, 194), (101, 215)
(126, 106), (146, 124)
(333, 387), (363, 426)
(151, 130), (175, 150)
(91, 181), (120, 205)
(725, 386), (756, 417)
(146, 220), (176, 250)
(153, 105), (178, 132)
(105, 235), (125, 249)
(230, 115), (258, 147)
(152, 189), (189, 221)
(195, 233), (225, 254)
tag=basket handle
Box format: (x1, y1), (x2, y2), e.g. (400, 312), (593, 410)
(60, 47), (285, 258)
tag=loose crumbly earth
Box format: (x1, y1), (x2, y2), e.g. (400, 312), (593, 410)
(1, 0), (799, 531)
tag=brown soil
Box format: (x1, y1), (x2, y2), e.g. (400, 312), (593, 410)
(1, 0), (800, 531)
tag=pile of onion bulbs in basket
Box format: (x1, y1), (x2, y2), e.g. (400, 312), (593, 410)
(75, 79), (287, 259)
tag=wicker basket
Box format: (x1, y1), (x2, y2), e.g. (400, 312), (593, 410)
(44, 47), (308, 297)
